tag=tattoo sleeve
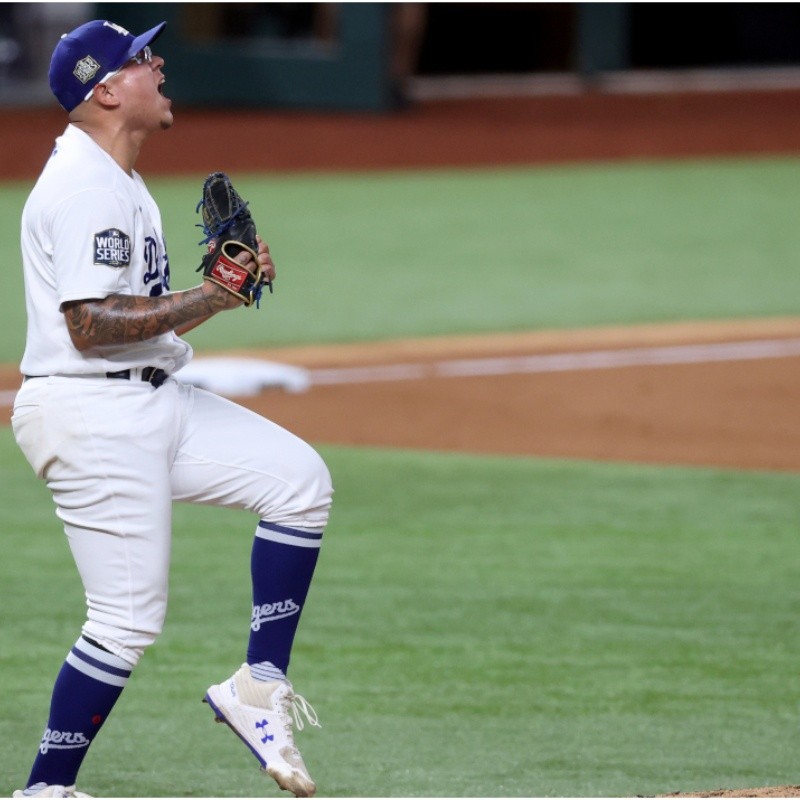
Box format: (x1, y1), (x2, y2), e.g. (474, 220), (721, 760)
(63, 286), (234, 350)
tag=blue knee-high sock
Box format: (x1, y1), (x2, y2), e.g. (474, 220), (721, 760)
(247, 521), (323, 676)
(26, 636), (132, 789)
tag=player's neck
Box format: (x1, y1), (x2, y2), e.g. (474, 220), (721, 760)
(70, 119), (147, 176)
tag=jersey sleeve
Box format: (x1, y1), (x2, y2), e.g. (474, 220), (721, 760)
(48, 187), (136, 306)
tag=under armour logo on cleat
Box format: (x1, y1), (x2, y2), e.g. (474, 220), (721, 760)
(255, 719), (274, 743)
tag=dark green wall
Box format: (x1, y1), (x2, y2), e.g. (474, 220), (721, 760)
(96, 3), (395, 111)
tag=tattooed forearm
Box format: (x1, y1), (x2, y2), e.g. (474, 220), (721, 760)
(63, 285), (238, 351)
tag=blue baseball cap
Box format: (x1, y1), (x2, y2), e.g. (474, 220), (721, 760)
(49, 19), (166, 112)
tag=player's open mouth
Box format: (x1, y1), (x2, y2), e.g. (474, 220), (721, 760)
(158, 79), (166, 95)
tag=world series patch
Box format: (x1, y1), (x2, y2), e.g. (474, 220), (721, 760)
(73, 55), (101, 84)
(93, 229), (131, 268)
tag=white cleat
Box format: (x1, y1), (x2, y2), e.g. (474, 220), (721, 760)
(204, 663), (321, 797)
(13, 785), (91, 798)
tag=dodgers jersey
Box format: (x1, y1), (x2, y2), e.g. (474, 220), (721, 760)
(19, 124), (192, 377)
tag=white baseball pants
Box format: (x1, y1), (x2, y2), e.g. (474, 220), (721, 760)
(12, 375), (333, 666)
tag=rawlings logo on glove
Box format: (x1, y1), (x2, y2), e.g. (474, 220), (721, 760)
(195, 172), (271, 307)
(208, 249), (251, 293)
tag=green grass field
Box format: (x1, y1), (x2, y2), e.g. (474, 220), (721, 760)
(2, 434), (800, 796)
(3, 156), (800, 796)
(2, 156), (800, 361)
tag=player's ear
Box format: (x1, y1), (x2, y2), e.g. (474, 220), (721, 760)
(90, 82), (121, 110)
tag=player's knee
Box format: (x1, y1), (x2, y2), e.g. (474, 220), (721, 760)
(295, 448), (333, 528)
(267, 447), (333, 530)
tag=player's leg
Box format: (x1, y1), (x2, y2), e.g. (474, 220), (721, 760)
(170, 382), (332, 673)
(11, 377), (176, 793)
(169, 383), (332, 796)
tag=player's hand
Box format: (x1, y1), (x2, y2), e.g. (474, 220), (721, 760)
(255, 235), (276, 291)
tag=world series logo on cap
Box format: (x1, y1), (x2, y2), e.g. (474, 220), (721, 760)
(73, 55), (101, 84)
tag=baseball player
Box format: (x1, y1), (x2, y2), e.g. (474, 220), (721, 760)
(11, 19), (333, 799)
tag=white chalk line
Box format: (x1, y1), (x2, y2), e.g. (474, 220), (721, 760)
(2, 338), (800, 405)
(306, 337), (800, 386)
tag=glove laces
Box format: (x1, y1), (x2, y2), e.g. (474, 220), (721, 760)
(195, 206), (251, 245)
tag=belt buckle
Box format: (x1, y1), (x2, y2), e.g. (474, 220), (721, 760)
(142, 367), (167, 388)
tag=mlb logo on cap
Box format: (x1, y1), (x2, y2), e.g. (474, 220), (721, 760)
(49, 19), (166, 112)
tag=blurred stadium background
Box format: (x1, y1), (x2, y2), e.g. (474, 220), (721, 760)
(2, 3), (800, 110)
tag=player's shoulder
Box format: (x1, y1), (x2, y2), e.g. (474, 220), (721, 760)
(29, 126), (135, 216)
(42, 127), (117, 185)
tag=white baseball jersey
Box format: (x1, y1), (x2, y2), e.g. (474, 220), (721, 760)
(19, 123), (192, 377)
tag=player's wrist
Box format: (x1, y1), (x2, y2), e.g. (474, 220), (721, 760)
(198, 277), (244, 310)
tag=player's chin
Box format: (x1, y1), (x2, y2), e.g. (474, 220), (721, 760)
(157, 94), (174, 129)
(160, 109), (175, 130)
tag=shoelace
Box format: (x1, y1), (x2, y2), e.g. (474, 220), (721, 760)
(280, 690), (322, 732)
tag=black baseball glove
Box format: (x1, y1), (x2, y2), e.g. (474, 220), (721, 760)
(196, 172), (271, 307)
